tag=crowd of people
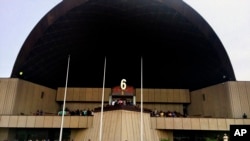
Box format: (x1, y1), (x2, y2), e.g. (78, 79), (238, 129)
(57, 108), (94, 116)
(150, 108), (186, 117)
(111, 98), (133, 106)
(34, 106), (186, 118)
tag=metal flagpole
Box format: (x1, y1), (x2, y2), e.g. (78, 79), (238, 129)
(99, 57), (106, 141)
(140, 57), (143, 141)
(59, 55), (70, 141)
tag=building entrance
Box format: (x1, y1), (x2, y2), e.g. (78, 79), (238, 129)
(109, 84), (136, 106)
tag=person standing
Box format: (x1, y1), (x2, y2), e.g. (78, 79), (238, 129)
(223, 133), (228, 141)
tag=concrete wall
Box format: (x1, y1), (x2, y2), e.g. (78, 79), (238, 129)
(227, 81), (250, 118)
(135, 88), (190, 103)
(188, 81), (250, 118)
(0, 115), (93, 128)
(151, 117), (250, 131)
(0, 78), (18, 114)
(71, 110), (159, 141)
(188, 82), (231, 118)
(56, 87), (190, 114)
(56, 87), (111, 102)
(0, 78), (59, 115)
(14, 79), (59, 115)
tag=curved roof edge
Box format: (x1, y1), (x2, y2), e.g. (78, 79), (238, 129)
(11, 0), (236, 89)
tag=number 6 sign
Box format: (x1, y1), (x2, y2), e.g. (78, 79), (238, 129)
(120, 79), (127, 90)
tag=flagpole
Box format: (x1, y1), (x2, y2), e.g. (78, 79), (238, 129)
(140, 57), (143, 141)
(59, 55), (70, 141)
(99, 57), (106, 141)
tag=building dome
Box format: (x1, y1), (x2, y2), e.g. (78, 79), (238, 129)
(11, 0), (235, 90)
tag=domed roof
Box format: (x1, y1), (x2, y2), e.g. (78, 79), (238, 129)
(11, 0), (235, 90)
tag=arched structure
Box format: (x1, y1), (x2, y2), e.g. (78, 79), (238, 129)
(11, 0), (235, 90)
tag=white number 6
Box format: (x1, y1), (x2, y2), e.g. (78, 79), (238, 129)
(120, 79), (127, 90)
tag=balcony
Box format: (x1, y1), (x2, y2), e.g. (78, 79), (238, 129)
(151, 117), (250, 130)
(1, 114), (250, 131)
(0, 115), (93, 128)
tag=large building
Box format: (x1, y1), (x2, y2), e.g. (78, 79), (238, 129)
(1, 0), (250, 140)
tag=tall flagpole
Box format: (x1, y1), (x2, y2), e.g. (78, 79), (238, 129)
(59, 55), (70, 141)
(99, 57), (106, 141)
(140, 57), (143, 141)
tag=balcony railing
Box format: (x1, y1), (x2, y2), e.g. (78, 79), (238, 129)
(151, 117), (250, 130)
(0, 115), (93, 128)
